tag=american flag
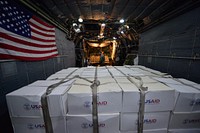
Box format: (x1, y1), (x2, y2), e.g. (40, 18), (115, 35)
(0, 0), (58, 61)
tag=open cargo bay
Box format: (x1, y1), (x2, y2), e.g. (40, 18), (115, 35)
(1, 0), (200, 133)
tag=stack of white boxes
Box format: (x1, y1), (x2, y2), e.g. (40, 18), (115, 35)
(6, 79), (74, 133)
(153, 77), (200, 133)
(106, 66), (174, 133)
(66, 67), (122, 133)
(6, 66), (200, 133)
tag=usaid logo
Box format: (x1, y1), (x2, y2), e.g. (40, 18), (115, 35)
(24, 103), (31, 110)
(27, 123), (45, 130)
(23, 103), (42, 110)
(81, 123), (105, 129)
(27, 123), (34, 130)
(183, 119), (200, 124)
(97, 101), (107, 106)
(145, 99), (160, 105)
(190, 99), (200, 106)
(81, 123), (89, 129)
(84, 101), (91, 108)
(144, 119), (157, 124)
(84, 101), (108, 108)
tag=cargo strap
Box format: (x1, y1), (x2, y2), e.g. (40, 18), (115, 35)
(105, 66), (114, 78)
(127, 76), (148, 133)
(41, 69), (78, 133)
(90, 67), (100, 133)
(114, 66), (148, 133)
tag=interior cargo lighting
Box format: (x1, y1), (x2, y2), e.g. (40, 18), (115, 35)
(78, 18), (83, 22)
(101, 23), (106, 27)
(119, 19), (124, 23)
(73, 23), (77, 27)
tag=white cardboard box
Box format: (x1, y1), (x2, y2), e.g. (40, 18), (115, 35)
(168, 129), (200, 133)
(114, 77), (132, 83)
(166, 84), (200, 112)
(130, 76), (158, 84)
(81, 68), (96, 78)
(121, 129), (167, 133)
(177, 78), (197, 85)
(67, 113), (119, 133)
(143, 82), (175, 112)
(67, 67), (86, 78)
(6, 80), (72, 117)
(67, 80), (122, 114)
(124, 77), (175, 112)
(192, 84), (200, 90)
(55, 68), (78, 75)
(28, 79), (75, 87)
(46, 73), (69, 80)
(11, 116), (66, 133)
(97, 67), (112, 78)
(153, 77), (200, 112)
(117, 83), (140, 112)
(106, 67), (125, 77)
(169, 112), (200, 129)
(120, 111), (170, 131)
(153, 77), (182, 85)
(97, 77), (116, 84)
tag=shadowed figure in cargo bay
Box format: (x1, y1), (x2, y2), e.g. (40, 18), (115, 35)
(99, 51), (105, 66)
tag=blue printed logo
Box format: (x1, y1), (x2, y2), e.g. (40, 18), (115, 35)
(83, 101), (108, 108)
(81, 123), (89, 129)
(84, 101), (91, 108)
(190, 99), (200, 106)
(145, 99), (160, 105)
(144, 119), (157, 124)
(27, 123), (34, 130)
(183, 119), (200, 124)
(81, 123), (105, 129)
(23, 103), (42, 110)
(24, 103), (31, 110)
(27, 123), (45, 129)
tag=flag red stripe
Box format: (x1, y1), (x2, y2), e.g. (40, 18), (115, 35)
(31, 28), (55, 38)
(0, 32), (56, 48)
(32, 16), (54, 29)
(29, 21), (55, 32)
(0, 53), (58, 61)
(31, 36), (55, 42)
(0, 43), (57, 54)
